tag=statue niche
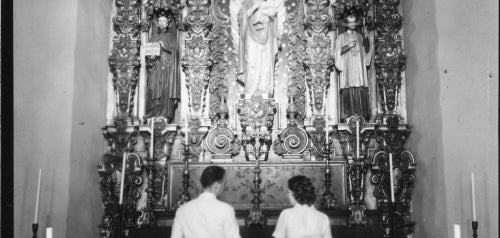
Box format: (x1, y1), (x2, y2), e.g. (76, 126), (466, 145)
(333, 8), (373, 122)
(231, 0), (287, 98)
(144, 9), (181, 123)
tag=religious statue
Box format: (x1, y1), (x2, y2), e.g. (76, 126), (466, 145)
(145, 11), (181, 122)
(334, 14), (372, 122)
(230, 0), (286, 97)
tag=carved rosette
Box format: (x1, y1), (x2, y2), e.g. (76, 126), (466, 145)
(274, 102), (309, 157)
(374, 0), (406, 116)
(304, 0), (334, 113)
(286, 0), (307, 121)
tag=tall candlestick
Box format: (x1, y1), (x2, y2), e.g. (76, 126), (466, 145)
(471, 172), (477, 221)
(356, 120), (360, 158)
(46, 227), (53, 238)
(119, 152), (127, 204)
(453, 224), (461, 238)
(34, 168), (41, 223)
(325, 125), (329, 143)
(389, 153), (395, 202)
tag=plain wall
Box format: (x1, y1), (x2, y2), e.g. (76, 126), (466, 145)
(14, 0), (111, 237)
(14, 0), (78, 237)
(66, 0), (111, 237)
(405, 0), (499, 237)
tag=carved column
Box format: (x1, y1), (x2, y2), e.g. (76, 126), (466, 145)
(109, 0), (142, 123)
(373, 0), (406, 121)
(304, 0), (334, 116)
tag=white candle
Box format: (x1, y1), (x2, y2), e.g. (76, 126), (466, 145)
(471, 172), (477, 221)
(356, 120), (360, 158)
(119, 152), (127, 204)
(46, 227), (53, 238)
(325, 125), (329, 143)
(389, 153), (395, 202)
(150, 118), (155, 158)
(453, 224), (461, 238)
(185, 115), (189, 143)
(34, 168), (41, 223)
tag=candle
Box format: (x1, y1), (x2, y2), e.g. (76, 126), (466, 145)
(389, 153), (395, 202)
(46, 227), (53, 238)
(150, 118), (155, 159)
(453, 224), (461, 238)
(471, 172), (477, 221)
(325, 125), (329, 143)
(34, 168), (41, 223)
(119, 152), (127, 204)
(185, 115), (189, 143)
(356, 120), (360, 158)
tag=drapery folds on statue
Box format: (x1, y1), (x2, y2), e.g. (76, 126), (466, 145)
(231, 0), (286, 97)
(146, 14), (181, 122)
(334, 15), (372, 122)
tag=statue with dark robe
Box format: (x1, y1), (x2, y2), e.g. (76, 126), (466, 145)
(146, 14), (180, 122)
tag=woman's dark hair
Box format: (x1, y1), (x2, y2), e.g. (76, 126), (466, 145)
(200, 166), (225, 188)
(288, 175), (316, 206)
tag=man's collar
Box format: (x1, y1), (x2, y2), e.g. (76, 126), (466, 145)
(199, 191), (217, 200)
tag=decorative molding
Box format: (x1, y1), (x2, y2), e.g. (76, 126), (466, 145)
(374, 0), (406, 117)
(274, 102), (309, 157)
(304, 0), (334, 113)
(286, 0), (307, 121)
(205, 105), (241, 157)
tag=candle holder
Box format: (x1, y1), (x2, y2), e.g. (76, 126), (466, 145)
(321, 139), (336, 210)
(32, 223), (38, 238)
(472, 221), (478, 238)
(175, 141), (191, 209)
(390, 202), (398, 238)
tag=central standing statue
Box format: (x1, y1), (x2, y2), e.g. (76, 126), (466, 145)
(231, 0), (286, 97)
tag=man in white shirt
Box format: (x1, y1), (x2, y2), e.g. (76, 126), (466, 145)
(171, 166), (241, 238)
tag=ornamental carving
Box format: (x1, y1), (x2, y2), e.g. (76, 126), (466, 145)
(114, 0), (141, 36)
(205, 106), (241, 157)
(371, 151), (416, 236)
(306, 117), (328, 160)
(207, 2), (230, 121)
(286, 0), (307, 121)
(374, 0), (406, 116)
(237, 94), (277, 132)
(274, 102), (309, 156)
(143, 0), (183, 31)
(184, 0), (212, 35)
(185, 117), (210, 161)
(109, 35), (141, 116)
(304, 0), (334, 113)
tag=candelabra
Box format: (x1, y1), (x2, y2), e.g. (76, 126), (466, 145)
(175, 140), (191, 209)
(321, 137), (336, 210)
(244, 132), (270, 226)
(32, 223), (38, 238)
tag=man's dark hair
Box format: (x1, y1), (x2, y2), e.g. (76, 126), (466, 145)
(200, 166), (226, 188)
(288, 175), (316, 206)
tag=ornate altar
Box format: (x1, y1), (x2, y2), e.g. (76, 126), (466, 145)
(99, 0), (415, 237)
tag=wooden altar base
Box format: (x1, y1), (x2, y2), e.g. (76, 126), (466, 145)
(131, 210), (383, 238)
